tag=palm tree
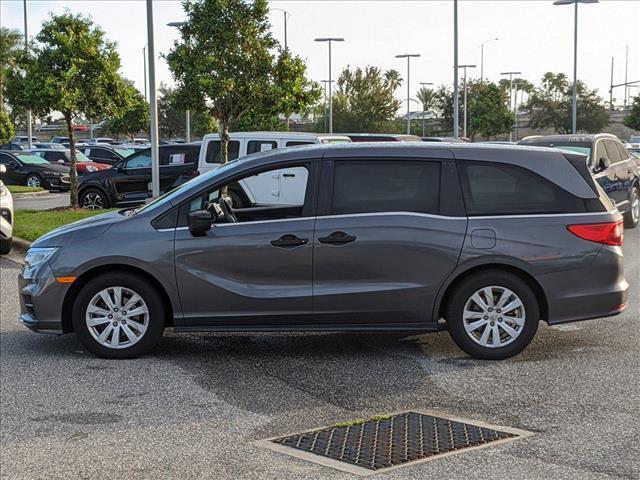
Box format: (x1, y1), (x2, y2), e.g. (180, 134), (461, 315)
(0, 27), (23, 106)
(416, 86), (436, 113)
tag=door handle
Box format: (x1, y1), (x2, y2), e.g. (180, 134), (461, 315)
(282, 173), (295, 178)
(271, 234), (309, 248)
(318, 231), (357, 245)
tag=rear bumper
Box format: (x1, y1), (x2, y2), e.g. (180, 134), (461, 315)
(541, 246), (629, 325)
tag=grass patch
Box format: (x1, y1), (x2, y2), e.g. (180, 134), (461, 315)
(334, 414), (393, 428)
(14, 208), (117, 242)
(7, 185), (44, 194)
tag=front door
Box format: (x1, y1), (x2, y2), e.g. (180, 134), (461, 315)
(174, 160), (317, 327)
(313, 159), (466, 326)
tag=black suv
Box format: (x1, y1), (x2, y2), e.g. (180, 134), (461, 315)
(520, 134), (640, 228)
(76, 145), (142, 166)
(78, 144), (201, 209)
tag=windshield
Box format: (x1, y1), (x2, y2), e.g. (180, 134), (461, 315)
(15, 153), (50, 165)
(135, 161), (239, 214)
(113, 147), (136, 158)
(74, 152), (92, 163)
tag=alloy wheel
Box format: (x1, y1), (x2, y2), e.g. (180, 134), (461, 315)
(462, 286), (526, 348)
(632, 189), (640, 224)
(26, 176), (41, 188)
(82, 192), (104, 210)
(85, 286), (149, 349)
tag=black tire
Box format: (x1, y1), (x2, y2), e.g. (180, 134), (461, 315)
(72, 272), (165, 359)
(25, 173), (43, 189)
(0, 236), (11, 255)
(80, 187), (110, 209)
(445, 271), (539, 360)
(623, 186), (639, 229)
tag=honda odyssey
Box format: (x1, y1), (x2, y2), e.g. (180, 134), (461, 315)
(19, 143), (628, 360)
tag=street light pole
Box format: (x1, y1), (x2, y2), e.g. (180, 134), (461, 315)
(419, 82), (434, 137)
(23, 0), (33, 149)
(146, 0), (160, 198)
(480, 37), (498, 83)
(271, 8), (290, 50)
(396, 54), (421, 135)
(315, 38), (344, 134)
(501, 71), (522, 142)
(142, 45), (148, 102)
(553, 0), (599, 134)
(458, 65), (476, 138)
(453, 0), (459, 138)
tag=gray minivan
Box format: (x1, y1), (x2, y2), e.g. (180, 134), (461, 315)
(19, 143), (628, 360)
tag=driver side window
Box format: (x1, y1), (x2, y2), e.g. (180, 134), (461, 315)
(124, 151), (152, 169)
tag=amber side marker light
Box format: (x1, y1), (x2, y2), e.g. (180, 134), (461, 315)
(55, 277), (77, 284)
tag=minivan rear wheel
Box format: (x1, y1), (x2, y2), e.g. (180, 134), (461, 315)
(623, 186), (639, 229)
(445, 271), (539, 360)
(72, 273), (165, 358)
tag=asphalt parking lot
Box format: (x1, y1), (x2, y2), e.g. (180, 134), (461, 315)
(1, 229), (638, 480)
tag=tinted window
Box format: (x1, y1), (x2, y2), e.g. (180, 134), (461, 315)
(332, 161), (440, 215)
(125, 151), (152, 168)
(89, 148), (110, 159)
(0, 154), (19, 165)
(615, 142), (630, 161)
(459, 161), (586, 215)
(162, 148), (197, 166)
(594, 141), (607, 163)
(604, 140), (622, 164)
(247, 140), (277, 154)
(205, 140), (240, 164)
(286, 141), (314, 147)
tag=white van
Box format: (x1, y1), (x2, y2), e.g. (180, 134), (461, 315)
(197, 132), (350, 207)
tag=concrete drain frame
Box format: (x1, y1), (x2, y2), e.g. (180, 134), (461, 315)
(257, 409), (533, 476)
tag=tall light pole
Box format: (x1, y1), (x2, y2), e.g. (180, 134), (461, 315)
(142, 44), (148, 102)
(624, 45), (629, 111)
(480, 37), (499, 83)
(146, 0), (160, 198)
(320, 80), (334, 133)
(315, 38), (344, 134)
(501, 71), (522, 142)
(453, 0), (460, 138)
(408, 98), (421, 135)
(396, 53), (421, 135)
(458, 65), (476, 138)
(419, 81), (434, 137)
(272, 8), (290, 50)
(167, 21), (190, 142)
(23, 0), (33, 149)
(553, 0), (599, 134)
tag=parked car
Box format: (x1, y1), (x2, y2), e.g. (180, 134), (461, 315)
(72, 124), (89, 132)
(50, 136), (70, 144)
(77, 145), (140, 166)
(0, 165), (14, 254)
(28, 149), (111, 175)
(520, 134), (640, 228)
(422, 137), (469, 142)
(19, 143), (628, 360)
(31, 142), (66, 150)
(87, 137), (115, 145)
(0, 143), (24, 151)
(345, 134), (422, 142)
(0, 151), (70, 190)
(198, 132), (351, 207)
(11, 136), (39, 145)
(78, 144), (201, 209)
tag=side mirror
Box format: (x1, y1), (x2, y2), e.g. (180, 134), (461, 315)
(597, 157), (610, 172)
(0, 165), (5, 174)
(188, 210), (212, 236)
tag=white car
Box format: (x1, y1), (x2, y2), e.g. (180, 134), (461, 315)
(197, 132), (351, 207)
(0, 165), (14, 254)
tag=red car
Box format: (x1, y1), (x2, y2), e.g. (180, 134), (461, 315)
(29, 149), (111, 175)
(72, 124), (89, 132)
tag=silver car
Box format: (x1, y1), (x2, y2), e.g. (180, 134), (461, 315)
(18, 143), (628, 360)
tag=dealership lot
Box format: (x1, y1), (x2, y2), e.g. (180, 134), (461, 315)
(0, 227), (638, 479)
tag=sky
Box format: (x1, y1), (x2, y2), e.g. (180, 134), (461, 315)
(1, 0), (639, 108)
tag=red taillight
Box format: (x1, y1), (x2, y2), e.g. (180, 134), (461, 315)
(567, 221), (623, 246)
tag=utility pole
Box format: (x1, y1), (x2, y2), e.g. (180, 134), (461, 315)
(146, 0), (160, 198)
(501, 71), (522, 142)
(458, 65), (476, 138)
(453, 0), (459, 138)
(624, 45), (629, 111)
(23, 0), (33, 149)
(143, 45), (148, 102)
(609, 56), (614, 109)
(396, 54), (421, 135)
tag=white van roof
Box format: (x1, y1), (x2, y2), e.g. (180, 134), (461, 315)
(201, 131), (351, 142)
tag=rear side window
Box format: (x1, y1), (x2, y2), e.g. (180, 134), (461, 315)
(286, 141), (314, 147)
(604, 140), (622, 164)
(205, 140), (240, 164)
(459, 161), (587, 215)
(247, 140), (277, 154)
(615, 142), (630, 161)
(332, 161), (440, 215)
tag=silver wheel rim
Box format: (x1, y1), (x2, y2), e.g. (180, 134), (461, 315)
(82, 192), (104, 210)
(27, 176), (40, 188)
(86, 287), (149, 349)
(632, 190), (639, 223)
(462, 286), (526, 349)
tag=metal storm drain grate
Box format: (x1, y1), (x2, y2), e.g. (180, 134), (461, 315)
(265, 411), (529, 475)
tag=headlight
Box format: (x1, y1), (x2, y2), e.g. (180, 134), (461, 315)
(85, 165), (98, 172)
(0, 183), (7, 197)
(24, 247), (58, 268)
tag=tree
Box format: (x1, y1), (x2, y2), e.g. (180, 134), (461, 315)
(433, 86), (453, 135)
(5, 12), (127, 207)
(0, 108), (14, 144)
(416, 86), (436, 113)
(157, 83), (216, 140)
(466, 81), (513, 140)
(106, 83), (150, 140)
(526, 72), (608, 134)
(329, 66), (402, 132)
(166, 0), (319, 164)
(623, 95), (640, 131)
(0, 27), (23, 106)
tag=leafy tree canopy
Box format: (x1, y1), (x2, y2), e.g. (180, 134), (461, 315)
(0, 108), (14, 144)
(623, 95), (640, 132)
(157, 83), (217, 140)
(105, 82), (150, 140)
(0, 27), (23, 106)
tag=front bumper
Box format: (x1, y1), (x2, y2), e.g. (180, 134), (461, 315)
(44, 175), (71, 191)
(18, 263), (67, 334)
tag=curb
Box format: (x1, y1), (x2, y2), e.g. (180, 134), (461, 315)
(11, 236), (31, 255)
(12, 190), (51, 198)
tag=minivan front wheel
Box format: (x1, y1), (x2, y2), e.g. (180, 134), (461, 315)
(446, 271), (539, 360)
(72, 273), (165, 358)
